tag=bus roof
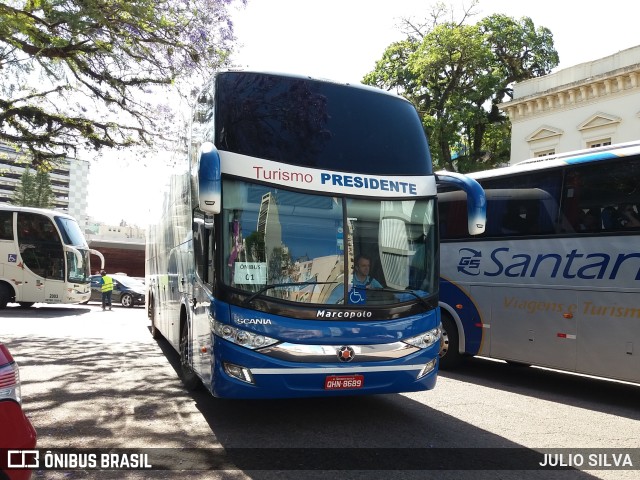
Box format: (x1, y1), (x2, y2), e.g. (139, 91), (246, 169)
(0, 205), (76, 220)
(444, 140), (640, 181)
(216, 68), (412, 102)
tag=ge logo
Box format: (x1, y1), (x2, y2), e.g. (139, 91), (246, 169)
(457, 248), (481, 276)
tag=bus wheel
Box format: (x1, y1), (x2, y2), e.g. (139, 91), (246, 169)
(18, 302), (35, 308)
(0, 284), (11, 309)
(439, 314), (463, 370)
(149, 299), (161, 340)
(179, 322), (201, 391)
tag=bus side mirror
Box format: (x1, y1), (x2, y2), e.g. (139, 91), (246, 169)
(436, 171), (486, 235)
(89, 249), (105, 270)
(196, 142), (221, 214)
(65, 245), (84, 269)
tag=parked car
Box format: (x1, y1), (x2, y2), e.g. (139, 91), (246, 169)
(0, 343), (37, 480)
(86, 274), (145, 308)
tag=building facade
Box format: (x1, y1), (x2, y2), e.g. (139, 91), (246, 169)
(0, 147), (144, 275)
(0, 144), (90, 228)
(84, 221), (146, 277)
(499, 45), (640, 164)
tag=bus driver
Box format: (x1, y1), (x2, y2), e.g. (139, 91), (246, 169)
(352, 254), (383, 289)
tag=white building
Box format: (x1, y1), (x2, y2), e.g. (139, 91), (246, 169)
(499, 45), (640, 163)
(85, 222), (146, 241)
(0, 144), (90, 228)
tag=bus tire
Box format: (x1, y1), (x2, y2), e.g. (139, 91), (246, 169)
(149, 297), (161, 340)
(18, 302), (34, 308)
(439, 313), (464, 370)
(179, 321), (201, 391)
(0, 283), (12, 309)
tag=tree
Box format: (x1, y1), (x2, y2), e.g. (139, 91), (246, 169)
(0, 0), (244, 169)
(363, 1), (559, 172)
(11, 166), (55, 207)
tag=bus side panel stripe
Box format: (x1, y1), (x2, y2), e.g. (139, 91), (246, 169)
(439, 277), (484, 356)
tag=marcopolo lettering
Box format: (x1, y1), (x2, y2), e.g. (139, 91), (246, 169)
(320, 173), (417, 195)
(316, 310), (373, 318)
(467, 247), (640, 280)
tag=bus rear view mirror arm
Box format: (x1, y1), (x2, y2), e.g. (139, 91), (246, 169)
(436, 171), (487, 235)
(65, 245), (84, 269)
(89, 249), (105, 270)
(195, 142), (221, 215)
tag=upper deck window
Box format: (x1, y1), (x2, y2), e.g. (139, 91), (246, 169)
(214, 72), (432, 176)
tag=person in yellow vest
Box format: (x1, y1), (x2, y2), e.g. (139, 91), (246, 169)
(99, 270), (114, 311)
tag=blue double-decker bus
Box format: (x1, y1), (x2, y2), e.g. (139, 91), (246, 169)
(145, 70), (485, 399)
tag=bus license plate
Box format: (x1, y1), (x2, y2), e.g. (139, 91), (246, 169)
(324, 375), (364, 390)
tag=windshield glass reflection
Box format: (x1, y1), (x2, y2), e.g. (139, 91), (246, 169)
(222, 179), (437, 306)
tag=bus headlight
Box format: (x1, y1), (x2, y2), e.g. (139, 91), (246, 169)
(213, 320), (279, 350)
(417, 358), (437, 379)
(403, 325), (442, 349)
(223, 363), (255, 384)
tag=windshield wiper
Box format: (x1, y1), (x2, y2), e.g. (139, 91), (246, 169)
(367, 287), (431, 310)
(244, 281), (337, 305)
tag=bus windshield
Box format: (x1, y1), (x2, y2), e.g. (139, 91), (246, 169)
(54, 216), (89, 247)
(54, 215), (91, 283)
(66, 249), (91, 283)
(222, 179), (437, 306)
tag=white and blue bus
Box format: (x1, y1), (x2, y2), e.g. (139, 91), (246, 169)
(146, 70), (486, 399)
(437, 141), (640, 384)
(0, 205), (104, 308)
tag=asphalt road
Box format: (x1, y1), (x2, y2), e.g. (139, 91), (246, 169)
(2, 303), (640, 480)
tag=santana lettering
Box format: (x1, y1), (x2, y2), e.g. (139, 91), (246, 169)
(458, 247), (640, 280)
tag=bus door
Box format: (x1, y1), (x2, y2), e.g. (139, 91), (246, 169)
(42, 267), (65, 304)
(16, 211), (64, 303)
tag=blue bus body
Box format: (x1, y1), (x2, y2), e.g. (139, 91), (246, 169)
(146, 70), (484, 399)
(208, 302), (440, 398)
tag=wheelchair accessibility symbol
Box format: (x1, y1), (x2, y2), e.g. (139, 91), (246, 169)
(8, 253), (17, 263)
(349, 287), (366, 305)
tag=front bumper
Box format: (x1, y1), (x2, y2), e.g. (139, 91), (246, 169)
(209, 338), (439, 399)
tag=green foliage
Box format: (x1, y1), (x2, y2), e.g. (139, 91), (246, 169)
(0, 0), (244, 168)
(363, 2), (559, 172)
(11, 165), (55, 207)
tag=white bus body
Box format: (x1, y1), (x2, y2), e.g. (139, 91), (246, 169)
(0, 206), (103, 308)
(438, 141), (640, 384)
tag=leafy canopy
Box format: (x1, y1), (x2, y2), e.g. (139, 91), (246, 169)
(363, 1), (559, 172)
(0, 0), (244, 169)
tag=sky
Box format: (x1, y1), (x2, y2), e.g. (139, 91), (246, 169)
(86, 0), (639, 226)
